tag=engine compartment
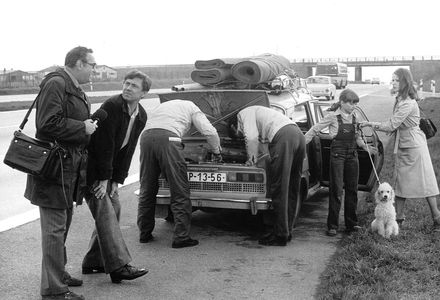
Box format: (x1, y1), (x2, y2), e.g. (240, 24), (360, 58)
(182, 137), (247, 164)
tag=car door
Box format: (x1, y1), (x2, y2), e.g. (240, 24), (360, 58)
(310, 102), (384, 192)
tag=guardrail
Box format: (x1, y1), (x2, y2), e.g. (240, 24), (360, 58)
(291, 56), (440, 63)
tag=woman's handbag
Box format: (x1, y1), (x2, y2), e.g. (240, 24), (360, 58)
(3, 95), (66, 181)
(419, 117), (437, 139)
(418, 104), (437, 139)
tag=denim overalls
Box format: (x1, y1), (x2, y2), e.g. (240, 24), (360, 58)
(328, 114), (359, 230)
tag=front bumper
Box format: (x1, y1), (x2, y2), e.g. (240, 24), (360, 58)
(156, 194), (272, 215)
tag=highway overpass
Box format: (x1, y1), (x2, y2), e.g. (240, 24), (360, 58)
(291, 56), (440, 91)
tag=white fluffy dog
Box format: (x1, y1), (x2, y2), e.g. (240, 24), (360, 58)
(371, 182), (399, 238)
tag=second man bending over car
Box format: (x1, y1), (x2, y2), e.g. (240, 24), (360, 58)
(229, 105), (306, 246)
(137, 99), (222, 248)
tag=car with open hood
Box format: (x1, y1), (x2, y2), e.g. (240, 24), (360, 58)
(151, 86), (384, 227)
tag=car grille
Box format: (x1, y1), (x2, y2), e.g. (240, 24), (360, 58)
(159, 178), (265, 193)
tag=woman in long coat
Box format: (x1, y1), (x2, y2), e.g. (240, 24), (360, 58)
(362, 68), (440, 231)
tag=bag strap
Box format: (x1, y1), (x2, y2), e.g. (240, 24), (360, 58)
(18, 89), (42, 131)
(416, 99), (429, 118)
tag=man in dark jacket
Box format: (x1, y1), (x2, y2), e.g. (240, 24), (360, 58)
(81, 70), (150, 283)
(24, 46), (97, 300)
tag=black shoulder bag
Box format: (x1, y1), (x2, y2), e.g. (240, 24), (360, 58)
(418, 104), (437, 139)
(3, 94), (66, 181)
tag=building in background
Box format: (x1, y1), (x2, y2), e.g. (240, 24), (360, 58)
(93, 65), (117, 81)
(0, 69), (38, 88)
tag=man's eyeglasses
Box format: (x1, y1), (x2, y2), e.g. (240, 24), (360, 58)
(83, 61), (97, 69)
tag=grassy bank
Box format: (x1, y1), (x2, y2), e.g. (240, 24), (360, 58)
(315, 97), (440, 300)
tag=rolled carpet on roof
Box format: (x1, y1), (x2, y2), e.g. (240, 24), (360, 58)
(190, 68), (235, 85)
(231, 54), (291, 84)
(194, 58), (244, 69)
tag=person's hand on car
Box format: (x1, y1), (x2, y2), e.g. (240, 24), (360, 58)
(212, 152), (223, 163)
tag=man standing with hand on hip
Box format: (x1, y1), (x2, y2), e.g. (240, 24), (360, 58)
(25, 46), (97, 300)
(82, 70), (150, 284)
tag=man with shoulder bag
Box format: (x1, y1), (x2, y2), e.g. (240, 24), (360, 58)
(24, 46), (98, 300)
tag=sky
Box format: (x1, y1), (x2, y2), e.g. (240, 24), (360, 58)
(1, 0), (439, 82)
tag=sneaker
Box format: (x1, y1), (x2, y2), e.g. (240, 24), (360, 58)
(42, 291), (85, 300)
(326, 229), (337, 236)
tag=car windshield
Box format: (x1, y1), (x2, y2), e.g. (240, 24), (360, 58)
(307, 77), (329, 84)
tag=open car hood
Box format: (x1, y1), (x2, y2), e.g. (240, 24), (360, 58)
(158, 90), (270, 137)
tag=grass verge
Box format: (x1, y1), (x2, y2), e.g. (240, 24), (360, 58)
(315, 97), (440, 300)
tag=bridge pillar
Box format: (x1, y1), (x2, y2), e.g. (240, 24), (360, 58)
(355, 66), (362, 82)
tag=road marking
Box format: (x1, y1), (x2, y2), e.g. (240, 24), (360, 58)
(0, 208), (39, 232)
(0, 173), (140, 233)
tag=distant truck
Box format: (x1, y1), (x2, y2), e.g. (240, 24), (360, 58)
(315, 62), (348, 89)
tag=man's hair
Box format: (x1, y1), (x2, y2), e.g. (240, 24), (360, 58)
(394, 68), (418, 100)
(65, 46), (93, 68)
(124, 70), (152, 92)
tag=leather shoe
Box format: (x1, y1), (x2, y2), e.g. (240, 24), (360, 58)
(326, 229), (337, 236)
(82, 266), (105, 274)
(139, 234), (154, 243)
(258, 234), (287, 246)
(172, 238), (199, 249)
(110, 264), (148, 284)
(42, 291), (85, 300)
(164, 214), (174, 223)
(63, 276), (83, 287)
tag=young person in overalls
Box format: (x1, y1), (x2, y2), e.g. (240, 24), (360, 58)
(305, 89), (377, 236)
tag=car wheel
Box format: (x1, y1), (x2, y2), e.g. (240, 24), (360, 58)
(326, 94), (331, 101)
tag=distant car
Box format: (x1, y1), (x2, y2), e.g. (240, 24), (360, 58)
(306, 76), (336, 100)
(371, 78), (380, 85)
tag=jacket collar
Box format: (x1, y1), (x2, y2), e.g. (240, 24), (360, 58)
(41, 68), (87, 100)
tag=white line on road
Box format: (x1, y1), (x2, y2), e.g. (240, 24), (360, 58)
(0, 173), (140, 233)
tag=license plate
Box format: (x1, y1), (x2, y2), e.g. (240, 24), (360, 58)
(187, 172), (226, 182)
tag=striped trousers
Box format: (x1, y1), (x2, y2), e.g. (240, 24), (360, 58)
(39, 206), (72, 296)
